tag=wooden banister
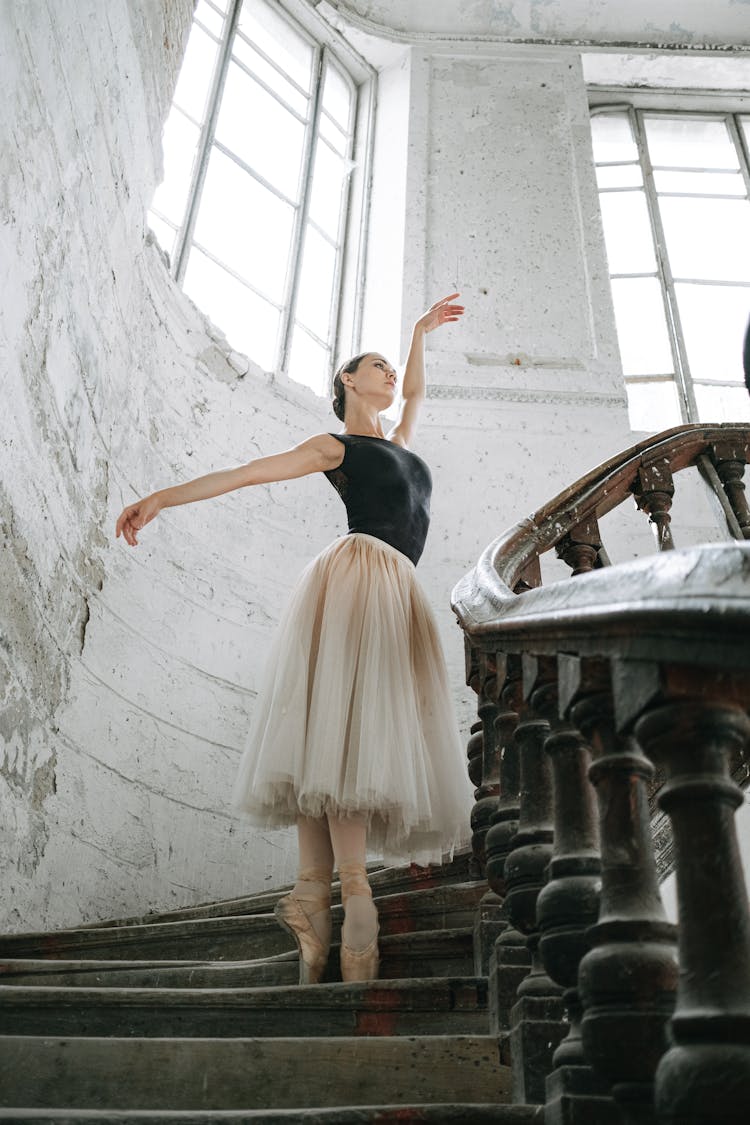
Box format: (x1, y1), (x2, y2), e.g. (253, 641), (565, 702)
(453, 422), (750, 1125)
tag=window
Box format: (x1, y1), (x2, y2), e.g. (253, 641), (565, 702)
(148, 0), (367, 395)
(590, 108), (750, 430)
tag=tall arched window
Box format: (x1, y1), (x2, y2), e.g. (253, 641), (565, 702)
(148, 0), (371, 395)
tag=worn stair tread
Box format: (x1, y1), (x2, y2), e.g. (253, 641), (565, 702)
(0, 976), (489, 1038)
(0, 1034), (511, 1110)
(0, 885), (483, 963)
(84, 852), (474, 929)
(0, 927), (474, 988)
(0, 1104), (541, 1123)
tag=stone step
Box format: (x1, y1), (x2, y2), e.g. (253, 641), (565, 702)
(85, 854), (474, 929)
(0, 885), (483, 963)
(0, 928), (474, 988)
(0, 977), (489, 1038)
(0, 1035), (511, 1111)
(0, 1105), (541, 1124)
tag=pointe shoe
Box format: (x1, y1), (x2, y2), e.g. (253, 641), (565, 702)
(338, 861), (380, 983)
(273, 874), (331, 985)
(340, 931), (380, 982)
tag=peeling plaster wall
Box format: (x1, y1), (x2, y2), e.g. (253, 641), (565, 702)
(0, 0), (342, 932)
(324, 1), (750, 50)
(2, 1), (742, 934)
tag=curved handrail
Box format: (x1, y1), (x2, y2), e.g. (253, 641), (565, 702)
(453, 422), (750, 636)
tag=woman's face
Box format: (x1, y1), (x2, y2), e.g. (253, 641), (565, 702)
(346, 353), (397, 407)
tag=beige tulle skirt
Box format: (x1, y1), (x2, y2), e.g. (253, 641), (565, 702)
(232, 533), (472, 865)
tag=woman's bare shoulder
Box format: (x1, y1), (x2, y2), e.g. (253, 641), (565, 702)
(299, 432), (346, 469)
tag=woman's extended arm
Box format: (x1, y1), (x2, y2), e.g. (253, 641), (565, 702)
(115, 433), (343, 546)
(389, 292), (464, 448)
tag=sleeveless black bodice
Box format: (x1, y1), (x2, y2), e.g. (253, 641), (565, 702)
(324, 434), (432, 565)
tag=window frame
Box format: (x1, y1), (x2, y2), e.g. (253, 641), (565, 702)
(588, 89), (750, 425)
(150, 0), (376, 391)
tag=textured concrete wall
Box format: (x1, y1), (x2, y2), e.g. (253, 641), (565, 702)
(0, 0), (343, 932)
(1, 1), (738, 934)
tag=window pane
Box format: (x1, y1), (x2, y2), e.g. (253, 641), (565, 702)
(151, 109), (200, 228)
(694, 383), (750, 423)
(238, 0), (314, 93)
(215, 61), (306, 199)
(644, 116), (739, 170)
(596, 164), (643, 190)
(611, 277), (674, 377)
(599, 191), (657, 274)
(193, 147), (294, 302)
(654, 169), (746, 197)
(295, 226), (337, 341)
(626, 380), (683, 432)
(232, 34), (309, 116)
(659, 197), (750, 282)
(194, 0), (225, 38)
(309, 141), (351, 240)
(147, 212), (176, 260)
(322, 63), (352, 129)
(172, 24), (220, 124)
(590, 113), (638, 164)
(319, 112), (349, 156)
(287, 324), (330, 395)
(675, 283), (750, 382)
(183, 247), (280, 370)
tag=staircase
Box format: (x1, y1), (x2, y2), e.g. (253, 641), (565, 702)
(0, 854), (539, 1122)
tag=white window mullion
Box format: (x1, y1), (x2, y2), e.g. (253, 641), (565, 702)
(632, 108), (698, 423)
(277, 45), (325, 377)
(173, 0), (244, 285)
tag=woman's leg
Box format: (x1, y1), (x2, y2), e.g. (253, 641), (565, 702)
(327, 813), (379, 953)
(292, 814), (334, 946)
(275, 815), (334, 985)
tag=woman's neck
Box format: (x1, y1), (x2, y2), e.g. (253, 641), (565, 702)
(342, 403), (386, 438)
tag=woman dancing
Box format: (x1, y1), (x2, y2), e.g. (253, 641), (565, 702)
(116, 292), (472, 985)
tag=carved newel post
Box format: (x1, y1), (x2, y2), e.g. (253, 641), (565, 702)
(504, 655), (565, 1106)
(624, 662), (750, 1125)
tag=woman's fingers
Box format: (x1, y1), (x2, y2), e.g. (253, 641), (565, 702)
(116, 501), (147, 546)
(432, 291), (461, 308)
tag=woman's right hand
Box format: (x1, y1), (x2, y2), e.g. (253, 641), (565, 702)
(115, 493), (162, 546)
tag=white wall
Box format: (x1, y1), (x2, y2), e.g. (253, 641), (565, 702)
(0, 0), (343, 932)
(2, 0), (742, 934)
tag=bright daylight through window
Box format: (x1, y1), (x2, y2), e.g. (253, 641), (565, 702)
(148, 0), (360, 395)
(591, 109), (750, 431)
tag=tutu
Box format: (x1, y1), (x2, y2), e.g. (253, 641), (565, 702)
(232, 533), (473, 865)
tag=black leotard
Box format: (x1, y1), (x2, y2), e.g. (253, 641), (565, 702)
(324, 434), (432, 566)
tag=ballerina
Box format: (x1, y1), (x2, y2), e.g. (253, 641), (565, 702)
(116, 292), (472, 984)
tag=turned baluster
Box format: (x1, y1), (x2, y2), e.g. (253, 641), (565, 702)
(484, 658), (532, 1026)
(618, 660), (750, 1125)
(571, 659), (677, 1125)
(633, 459), (675, 551)
(531, 655), (611, 1124)
(467, 651), (502, 879)
(711, 439), (750, 539)
(556, 516), (603, 577)
(504, 655), (565, 1106)
(471, 653), (507, 973)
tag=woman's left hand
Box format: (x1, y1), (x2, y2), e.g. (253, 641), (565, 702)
(415, 292), (465, 334)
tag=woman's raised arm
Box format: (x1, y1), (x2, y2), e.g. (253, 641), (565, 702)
(115, 433), (343, 547)
(388, 293), (464, 448)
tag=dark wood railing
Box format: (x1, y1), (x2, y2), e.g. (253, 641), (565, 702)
(452, 423), (750, 1125)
